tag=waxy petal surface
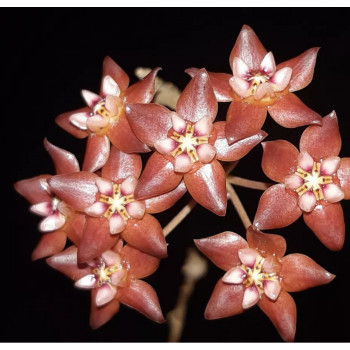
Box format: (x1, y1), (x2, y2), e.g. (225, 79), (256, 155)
(122, 244), (160, 279)
(229, 25), (268, 71)
(203, 71), (234, 102)
(194, 231), (248, 271)
(102, 145), (142, 183)
(258, 291), (297, 342)
(253, 184), (302, 230)
(77, 217), (119, 263)
(268, 93), (322, 128)
(176, 68), (217, 123)
(280, 253), (335, 292)
(48, 172), (99, 211)
(46, 246), (91, 281)
(204, 279), (244, 320)
(300, 111), (341, 159)
(122, 214), (167, 258)
(261, 140), (299, 182)
(101, 56), (129, 92)
(125, 103), (173, 147)
(134, 152), (183, 200)
(89, 288), (120, 330)
(184, 160), (226, 216)
(108, 113), (151, 153)
(125, 67), (161, 104)
(337, 157), (350, 199)
(31, 230), (67, 261)
(144, 180), (187, 214)
(117, 279), (165, 323)
(44, 138), (80, 174)
(55, 107), (89, 139)
(82, 134), (110, 173)
(246, 226), (287, 259)
(14, 175), (52, 204)
(225, 101), (267, 144)
(276, 47), (320, 92)
(303, 203), (345, 251)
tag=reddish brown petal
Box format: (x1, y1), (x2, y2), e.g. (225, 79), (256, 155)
(184, 160), (226, 216)
(77, 217), (119, 263)
(253, 184), (302, 230)
(121, 214), (167, 259)
(31, 231), (67, 261)
(125, 103), (173, 147)
(46, 245), (91, 281)
(89, 289), (120, 329)
(300, 111), (341, 159)
(101, 145), (142, 183)
(64, 212), (86, 246)
(280, 253), (335, 292)
(268, 93), (322, 128)
(14, 174), (52, 204)
(277, 47), (320, 92)
(117, 279), (165, 323)
(101, 56), (129, 92)
(258, 291), (296, 342)
(214, 121), (267, 161)
(122, 244), (160, 279)
(303, 203), (345, 251)
(337, 157), (350, 199)
(246, 226), (286, 259)
(108, 112), (151, 153)
(194, 231), (248, 271)
(55, 108), (89, 139)
(125, 67), (161, 104)
(82, 134), (110, 173)
(225, 101), (267, 144)
(144, 180), (187, 214)
(186, 68), (234, 102)
(229, 25), (268, 71)
(176, 68), (217, 123)
(261, 140), (299, 182)
(134, 152), (182, 200)
(48, 171), (99, 211)
(204, 279), (244, 320)
(43, 138), (80, 174)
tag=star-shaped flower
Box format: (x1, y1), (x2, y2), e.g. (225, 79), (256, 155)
(46, 239), (165, 329)
(194, 226), (335, 342)
(56, 56), (160, 172)
(253, 111), (349, 251)
(186, 25), (322, 144)
(125, 68), (267, 216)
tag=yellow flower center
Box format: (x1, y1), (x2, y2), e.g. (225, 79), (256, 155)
(170, 123), (209, 162)
(247, 73), (269, 96)
(92, 259), (123, 287)
(294, 162), (333, 200)
(99, 184), (134, 220)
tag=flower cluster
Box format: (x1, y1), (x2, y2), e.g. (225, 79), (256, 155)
(14, 25), (348, 341)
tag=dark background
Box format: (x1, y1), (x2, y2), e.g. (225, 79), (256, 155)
(8, 8), (350, 342)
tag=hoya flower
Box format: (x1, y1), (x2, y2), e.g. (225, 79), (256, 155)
(186, 25), (321, 144)
(253, 111), (349, 251)
(194, 227), (334, 342)
(56, 56), (160, 172)
(47, 146), (185, 262)
(14, 139), (86, 260)
(46, 239), (165, 329)
(125, 68), (267, 216)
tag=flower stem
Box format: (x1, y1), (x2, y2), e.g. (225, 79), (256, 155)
(226, 180), (252, 229)
(227, 175), (272, 191)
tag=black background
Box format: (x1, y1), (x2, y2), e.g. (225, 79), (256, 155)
(8, 8), (350, 342)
